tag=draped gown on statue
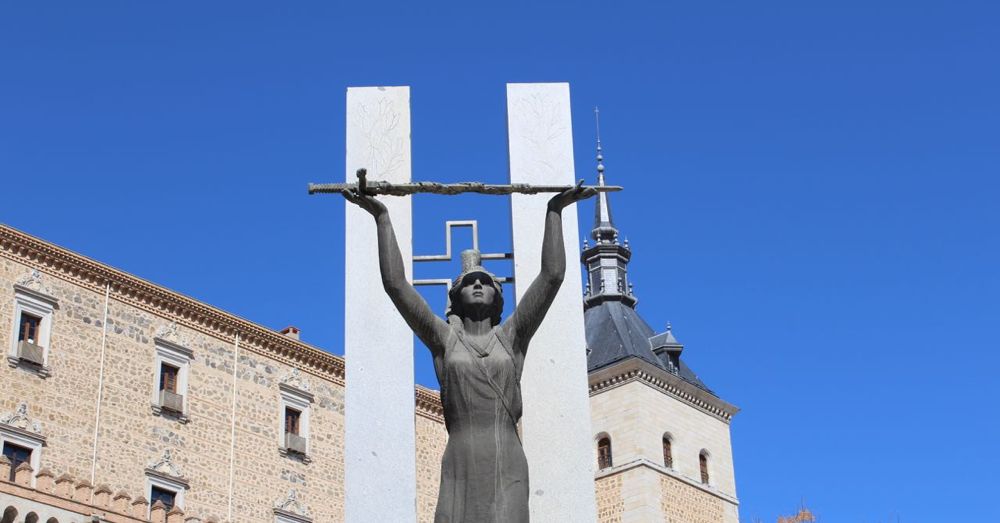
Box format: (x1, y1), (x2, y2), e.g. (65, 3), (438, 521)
(433, 325), (529, 523)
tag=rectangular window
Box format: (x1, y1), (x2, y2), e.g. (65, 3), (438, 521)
(279, 383), (313, 462)
(159, 364), (179, 393)
(2, 442), (32, 482)
(18, 313), (41, 345)
(285, 408), (301, 436)
(151, 338), (193, 423)
(9, 287), (57, 377)
(150, 485), (176, 510)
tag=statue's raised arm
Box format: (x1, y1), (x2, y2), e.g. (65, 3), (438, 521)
(340, 169), (450, 357)
(500, 179), (597, 354)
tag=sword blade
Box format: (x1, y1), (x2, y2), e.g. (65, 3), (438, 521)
(308, 181), (622, 196)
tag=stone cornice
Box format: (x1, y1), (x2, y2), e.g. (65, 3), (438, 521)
(415, 386), (444, 423)
(0, 225), (450, 426)
(2, 224), (447, 422)
(589, 357), (739, 422)
(0, 223), (349, 386)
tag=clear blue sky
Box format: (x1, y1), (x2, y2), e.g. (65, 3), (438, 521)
(2, 2), (998, 521)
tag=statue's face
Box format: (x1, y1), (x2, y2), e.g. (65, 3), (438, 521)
(457, 273), (497, 309)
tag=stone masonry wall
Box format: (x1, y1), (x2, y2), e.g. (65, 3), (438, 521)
(590, 379), (737, 498)
(1, 258), (106, 482)
(590, 378), (738, 523)
(595, 474), (625, 522)
(0, 231), (449, 522)
(415, 415), (447, 522)
(660, 474), (725, 523)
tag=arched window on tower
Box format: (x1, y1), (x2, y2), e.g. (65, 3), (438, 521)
(662, 434), (673, 469)
(699, 450), (710, 485)
(597, 436), (613, 469)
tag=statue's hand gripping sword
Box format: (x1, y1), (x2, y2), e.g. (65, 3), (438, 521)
(308, 169), (622, 197)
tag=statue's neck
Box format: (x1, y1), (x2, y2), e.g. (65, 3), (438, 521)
(461, 316), (493, 337)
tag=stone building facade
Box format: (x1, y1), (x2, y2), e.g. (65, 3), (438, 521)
(0, 224), (446, 522)
(0, 156), (738, 522)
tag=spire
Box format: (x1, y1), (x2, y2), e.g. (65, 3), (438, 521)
(591, 107), (617, 243)
(582, 109), (635, 310)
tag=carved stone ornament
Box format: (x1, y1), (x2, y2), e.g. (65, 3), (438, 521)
(147, 448), (184, 479)
(274, 488), (311, 518)
(280, 368), (311, 393)
(0, 402), (43, 434)
(15, 269), (54, 297)
(154, 322), (191, 349)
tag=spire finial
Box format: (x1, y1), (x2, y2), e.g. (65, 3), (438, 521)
(666, 321), (672, 332)
(594, 107), (605, 177)
(589, 106), (617, 243)
(595, 107), (602, 146)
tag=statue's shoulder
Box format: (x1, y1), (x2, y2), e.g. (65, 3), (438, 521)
(494, 324), (517, 353)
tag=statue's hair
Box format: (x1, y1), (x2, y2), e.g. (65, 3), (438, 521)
(447, 276), (504, 327)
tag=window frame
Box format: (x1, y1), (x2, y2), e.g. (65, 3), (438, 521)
(7, 286), (58, 377)
(0, 425), (44, 488)
(275, 510), (313, 523)
(149, 485), (177, 511)
(150, 338), (193, 423)
(596, 435), (613, 470)
(2, 441), (33, 482)
(278, 382), (313, 462)
(145, 473), (186, 516)
(662, 433), (674, 469)
(699, 450), (711, 486)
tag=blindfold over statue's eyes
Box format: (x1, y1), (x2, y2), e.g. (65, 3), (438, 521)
(461, 273), (490, 287)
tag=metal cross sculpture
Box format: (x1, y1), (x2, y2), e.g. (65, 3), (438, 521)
(411, 219), (513, 307)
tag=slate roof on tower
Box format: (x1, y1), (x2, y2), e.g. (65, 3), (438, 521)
(584, 304), (710, 392)
(581, 114), (712, 393)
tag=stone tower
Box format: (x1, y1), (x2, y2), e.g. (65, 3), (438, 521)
(583, 130), (741, 523)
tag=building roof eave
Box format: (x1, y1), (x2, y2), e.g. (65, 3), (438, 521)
(588, 357), (740, 422)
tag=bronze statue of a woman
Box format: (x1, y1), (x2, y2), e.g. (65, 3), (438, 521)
(342, 181), (597, 522)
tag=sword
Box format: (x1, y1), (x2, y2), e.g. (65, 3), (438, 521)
(308, 169), (622, 196)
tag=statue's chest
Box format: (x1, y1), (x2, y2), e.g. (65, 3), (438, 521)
(445, 333), (509, 374)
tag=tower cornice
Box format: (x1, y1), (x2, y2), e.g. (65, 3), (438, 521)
(588, 357), (739, 423)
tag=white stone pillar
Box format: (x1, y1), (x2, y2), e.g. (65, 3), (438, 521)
(344, 86), (415, 522)
(506, 82), (598, 522)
